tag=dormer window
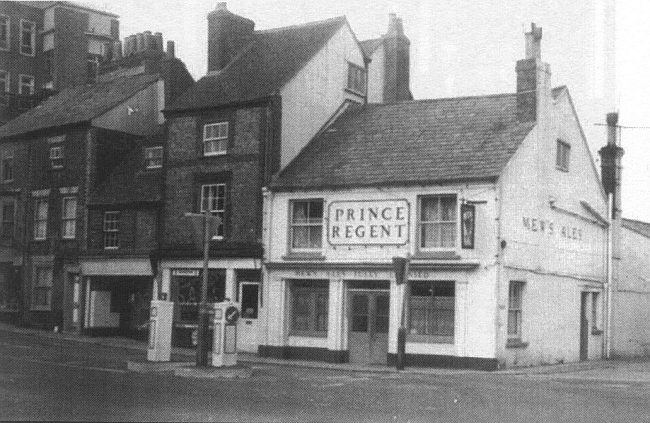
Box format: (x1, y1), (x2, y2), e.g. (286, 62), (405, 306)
(203, 122), (228, 156)
(347, 63), (366, 95)
(144, 146), (163, 169)
(556, 140), (570, 172)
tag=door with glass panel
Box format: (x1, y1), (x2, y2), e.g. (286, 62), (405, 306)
(237, 281), (260, 352)
(348, 290), (390, 365)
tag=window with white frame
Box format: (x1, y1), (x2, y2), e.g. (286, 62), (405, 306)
(203, 122), (228, 156)
(0, 70), (8, 93)
(200, 184), (225, 238)
(347, 63), (366, 95)
(556, 139), (571, 172)
(1, 201), (14, 239)
(18, 74), (34, 95)
(33, 198), (48, 240)
(419, 195), (457, 249)
(144, 146), (163, 169)
(290, 280), (328, 336)
(2, 154), (13, 182)
(20, 20), (35, 56)
(507, 281), (524, 340)
(61, 197), (76, 239)
(49, 145), (64, 169)
(103, 211), (120, 249)
(0, 15), (9, 51)
(289, 200), (323, 251)
(32, 267), (53, 310)
(408, 280), (455, 343)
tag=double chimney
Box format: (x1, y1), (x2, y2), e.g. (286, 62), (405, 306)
(103, 31), (176, 63)
(207, 2), (255, 73)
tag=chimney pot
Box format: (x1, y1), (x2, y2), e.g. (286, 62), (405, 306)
(216, 2), (227, 10)
(143, 31), (153, 50)
(154, 32), (164, 51)
(136, 33), (145, 52)
(525, 22), (542, 59)
(166, 40), (175, 59)
(607, 112), (619, 127)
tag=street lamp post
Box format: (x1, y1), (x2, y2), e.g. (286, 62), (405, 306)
(393, 255), (410, 371)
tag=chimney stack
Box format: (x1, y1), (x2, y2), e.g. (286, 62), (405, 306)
(207, 2), (255, 72)
(166, 40), (175, 59)
(599, 112), (624, 218)
(135, 32), (145, 52)
(154, 32), (164, 51)
(143, 31), (153, 50)
(382, 13), (411, 102)
(516, 23), (551, 123)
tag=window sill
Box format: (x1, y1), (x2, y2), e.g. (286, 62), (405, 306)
(407, 334), (454, 344)
(555, 166), (569, 173)
(289, 332), (327, 338)
(202, 152), (228, 158)
(412, 251), (461, 260)
(282, 253), (326, 261)
(591, 328), (604, 336)
(344, 87), (366, 97)
(506, 339), (529, 349)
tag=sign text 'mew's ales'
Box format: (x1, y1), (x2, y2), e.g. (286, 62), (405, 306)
(328, 200), (409, 245)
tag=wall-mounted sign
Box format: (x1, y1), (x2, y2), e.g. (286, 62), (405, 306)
(461, 204), (475, 249)
(521, 216), (584, 241)
(328, 200), (410, 245)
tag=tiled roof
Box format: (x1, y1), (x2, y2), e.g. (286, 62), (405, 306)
(623, 218), (650, 239)
(270, 94), (536, 191)
(166, 16), (347, 112)
(89, 133), (164, 206)
(0, 73), (159, 140)
(359, 38), (383, 57)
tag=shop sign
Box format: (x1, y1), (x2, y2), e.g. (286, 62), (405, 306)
(172, 269), (200, 277)
(521, 217), (584, 241)
(328, 200), (409, 245)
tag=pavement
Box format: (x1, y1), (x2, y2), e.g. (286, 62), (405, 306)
(3, 321), (650, 382)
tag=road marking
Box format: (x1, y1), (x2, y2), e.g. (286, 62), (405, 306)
(3, 354), (129, 374)
(0, 342), (31, 349)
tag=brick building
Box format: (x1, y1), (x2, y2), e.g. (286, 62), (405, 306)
(0, 35), (193, 331)
(154, 3), (411, 351)
(0, 1), (120, 125)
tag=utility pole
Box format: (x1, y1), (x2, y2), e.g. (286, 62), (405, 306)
(185, 211), (221, 367)
(393, 255), (410, 370)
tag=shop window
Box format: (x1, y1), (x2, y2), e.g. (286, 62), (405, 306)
(144, 146), (163, 169)
(347, 63), (366, 95)
(200, 183), (226, 239)
(508, 281), (524, 340)
(172, 269), (226, 322)
(103, 211), (120, 249)
(1, 201), (14, 239)
(408, 281), (455, 343)
(556, 139), (571, 172)
(20, 20), (35, 56)
(18, 74), (34, 95)
(2, 154), (13, 182)
(289, 199), (323, 251)
(61, 197), (77, 239)
(32, 267), (53, 310)
(418, 195), (457, 249)
(33, 198), (48, 240)
(0, 15), (9, 51)
(203, 122), (228, 156)
(290, 280), (328, 336)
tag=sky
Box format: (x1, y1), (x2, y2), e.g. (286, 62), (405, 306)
(74, 0), (648, 222)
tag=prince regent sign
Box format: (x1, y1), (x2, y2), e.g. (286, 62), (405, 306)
(328, 200), (410, 245)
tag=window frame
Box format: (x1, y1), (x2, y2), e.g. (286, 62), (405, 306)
(199, 183), (226, 239)
(31, 266), (53, 311)
(289, 280), (329, 337)
(0, 15), (9, 51)
(1, 200), (15, 240)
(33, 198), (48, 240)
(18, 74), (34, 96)
(418, 194), (458, 251)
(347, 62), (367, 95)
(19, 19), (35, 57)
(591, 292), (601, 333)
(507, 281), (524, 340)
(144, 146), (163, 169)
(289, 199), (324, 253)
(61, 196), (77, 239)
(49, 145), (64, 169)
(2, 153), (13, 182)
(86, 54), (100, 84)
(556, 139), (571, 172)
(103, 211), (120, 249)
(407, 280), (456, 344)
(202, 122), (229, 156)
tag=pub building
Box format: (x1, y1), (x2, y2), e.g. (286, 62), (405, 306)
(259, 25), (611, 369)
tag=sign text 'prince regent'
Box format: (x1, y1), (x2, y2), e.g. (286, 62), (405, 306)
(328, 200), (410, 245)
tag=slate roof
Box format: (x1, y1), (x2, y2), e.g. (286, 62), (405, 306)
(359, 38), (383, 57)
(0, 73), (160, 140)
(623, 218), (650, 239)
(166, 16), (348, 112)
(270, 93), (537, 191)
(89, 133), (164, 206)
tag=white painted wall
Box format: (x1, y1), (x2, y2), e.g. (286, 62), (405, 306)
(366, 44), (385, 103)
(279, 24), (366, 169)
(88, 290), (119, 328)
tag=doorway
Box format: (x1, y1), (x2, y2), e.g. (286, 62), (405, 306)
(348, 288), (390, 365)
(580, 292), (589, 361)
(237, 281), (260, 352)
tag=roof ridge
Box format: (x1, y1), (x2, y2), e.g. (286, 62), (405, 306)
(364, 92), (517, 107)
(255, 15), (346, 34)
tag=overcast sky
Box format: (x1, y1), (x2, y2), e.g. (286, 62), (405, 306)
(77, 0), (648, 222)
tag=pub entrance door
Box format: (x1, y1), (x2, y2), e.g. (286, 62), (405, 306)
(348, 281), (390, 365)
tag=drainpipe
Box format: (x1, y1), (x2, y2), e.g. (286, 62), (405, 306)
(604, 193), (613, 359)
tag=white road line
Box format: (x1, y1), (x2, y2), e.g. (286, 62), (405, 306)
(2, 353), (129, 374)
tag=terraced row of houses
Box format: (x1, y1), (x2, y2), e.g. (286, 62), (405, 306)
(1, 2), (649, 369)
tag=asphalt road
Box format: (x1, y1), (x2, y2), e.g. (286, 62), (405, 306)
(2, 330), (650, 422)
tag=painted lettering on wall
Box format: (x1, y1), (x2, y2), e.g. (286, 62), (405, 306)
(521, 217), (583, 241)
(328, 200), (410, 245)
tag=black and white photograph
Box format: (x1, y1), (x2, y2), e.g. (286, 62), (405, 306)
(0, 0), (649, 421)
